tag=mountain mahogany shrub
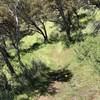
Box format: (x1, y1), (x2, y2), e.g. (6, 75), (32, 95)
(0, 90), (14, 100)
(75, 36), (100, 73)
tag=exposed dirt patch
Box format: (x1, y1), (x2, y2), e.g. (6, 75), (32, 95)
(38, 81), (62, 100)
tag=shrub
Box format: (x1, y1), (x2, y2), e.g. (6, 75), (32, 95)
(75, 35), (100, 74)
(0, 90), (14, 100)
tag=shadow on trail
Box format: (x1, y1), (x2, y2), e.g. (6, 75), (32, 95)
(14, 60), (73, 96)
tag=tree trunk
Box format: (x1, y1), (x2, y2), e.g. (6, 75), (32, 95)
(40, 20), (48, 42)
(14, 5), (26, 71)
(0, 45), (16, 76)
(73, 8), (80, 28)
(55, 0), (72, 43)
(30, 19), (48, 42)
(22, 14), (48, 42)
(11, 34), (26, 71)
(1, 36), (7, 48)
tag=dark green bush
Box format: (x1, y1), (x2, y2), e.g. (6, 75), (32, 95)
(0, 90), (14, 100)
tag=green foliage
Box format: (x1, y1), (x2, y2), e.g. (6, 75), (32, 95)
(95, 8), (100, 21)
(75, 35), (100, 74)
(0, 90), (14, 100)
(16, 94), (29, 100)
(83, 21), (100, 35)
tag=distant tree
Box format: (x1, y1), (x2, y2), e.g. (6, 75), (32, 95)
(78, 0), (100, 7)
(0, 2), (25, 74)
(0, 4), (16, 75)
(44, 0), (79, 43)
(17, 0), (49, 42)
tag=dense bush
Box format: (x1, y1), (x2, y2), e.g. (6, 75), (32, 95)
(0, 72), (14, 100)
(83, 21), (100, 35)
(75, 35), (100, 73)
(0, 90), (14, 100)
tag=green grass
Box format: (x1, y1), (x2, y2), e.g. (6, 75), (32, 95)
(22, 42), (73, 69)
(14, 34), (100, 100)
(95, 8), (100, 21)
